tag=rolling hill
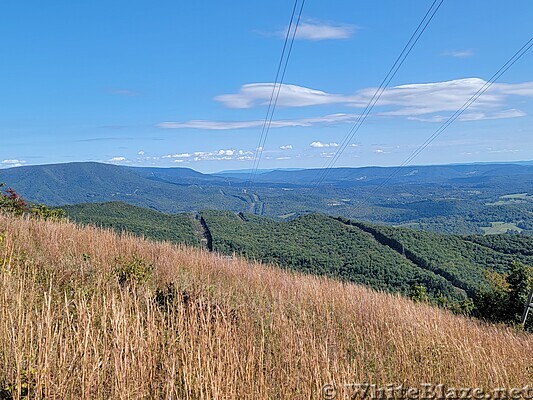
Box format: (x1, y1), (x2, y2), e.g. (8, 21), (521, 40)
(62, 201), (200, 246)
(2, 161), (532, 234)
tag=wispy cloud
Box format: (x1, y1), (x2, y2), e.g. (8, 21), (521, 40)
(280, 144), (293, 150)
(410, 109), (527, 123)
(215, 83), (355, 108)
(291, 19), (356, 40)
(487, 148), (520, 154)
(458, 109), (527, 121)
(162, 153), (192, 159)
(108, 88), (139, 97)
(157, 113), (359, 130)
(161, 149), (255, 163)
(75, 137), (136, 143)
(310, 141), (339, 148)
(108, 156), (127, 162)
(441, 50), (474, 58)
(1, 159), (26, 168)
(215, 78), (533, 121)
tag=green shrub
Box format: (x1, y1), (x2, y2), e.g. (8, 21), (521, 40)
(474, 261), (533, 328)
(113, 255), (153, 287)
(29, 205), (66, 221)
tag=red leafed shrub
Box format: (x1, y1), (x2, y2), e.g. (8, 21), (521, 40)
(0, 183), (28, 216)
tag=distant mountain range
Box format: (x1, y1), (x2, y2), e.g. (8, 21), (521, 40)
(1, 161), (532, 235)
(216, 163), (533, 187)
(2, 160), (532, 188)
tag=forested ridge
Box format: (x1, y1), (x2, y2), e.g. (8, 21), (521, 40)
(63, 202), (199, 246)
(64, 202), (532, 308)
(201, 210), (466, 301)
(2, 162), (532, 235)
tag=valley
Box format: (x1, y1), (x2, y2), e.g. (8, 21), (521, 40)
(1, 161), (532, 235)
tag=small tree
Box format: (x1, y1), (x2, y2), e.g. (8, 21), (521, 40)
(474, 261), (533, 327)
(409, 284), (430, 303)
(507, 261), (532, 325)
(30, 204), (66, 221)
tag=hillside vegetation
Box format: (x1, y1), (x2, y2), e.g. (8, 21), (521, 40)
(65, 203), (533, 308)
(337, 219), (528, 295)
(0, 214), (532, 398)
(63, 202), (200, 246)
(201, 211), (466, 301)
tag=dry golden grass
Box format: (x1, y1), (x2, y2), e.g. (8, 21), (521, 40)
(0, 213), (532, 399)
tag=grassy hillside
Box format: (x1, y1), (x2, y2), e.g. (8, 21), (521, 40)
(63, 202), (200, 246)
(0, 214), (532, 398)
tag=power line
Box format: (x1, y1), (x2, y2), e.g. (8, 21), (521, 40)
(312, 0), (444, 188)
(246, 0), (306, 189)
(246, 0), (299, 188)
(356, 37), (533, 209)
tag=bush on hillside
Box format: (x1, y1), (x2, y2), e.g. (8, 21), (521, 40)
(474, 261), (533, 329)
(114, 255), (153, 287)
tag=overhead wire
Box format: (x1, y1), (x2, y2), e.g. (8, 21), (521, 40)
(312, 0), (444, 188)
(355, 37), (533, 210)
(246, 0), (306, 189)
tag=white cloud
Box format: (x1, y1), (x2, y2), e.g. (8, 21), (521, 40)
(373, 149), (393, 155)
(372, 78), (529, 117)
(165, 153), (191, 159)
(310, 141), (339, 148)
(215, 83), (355, 109)
(108, 156), (126, 162)
(214, 78), (533, 121)
(161, 149), (254, 163)
(276, 156), (291, 160)
(1, 159), (26, 168)
(408, 108), (527, 123)
(289, 19), (356, 41)
(280, 144), (293, 150)
(488, 148), (520, 154)
(2, 159), (25, 164)
(458, 109), (527, 121)
(441, 50), (474, 58)
(158, 113), (359, 130)
(137, 150), (145, 155)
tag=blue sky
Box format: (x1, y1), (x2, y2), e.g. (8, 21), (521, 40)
(1, 0), (532, 173)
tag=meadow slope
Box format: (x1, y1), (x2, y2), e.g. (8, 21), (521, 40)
(0, 214), (532, 399)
